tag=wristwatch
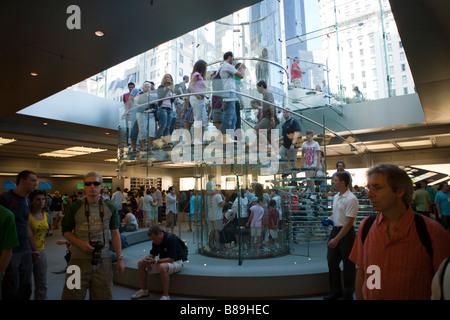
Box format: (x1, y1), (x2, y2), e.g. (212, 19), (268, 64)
(118, 255), (124, 260)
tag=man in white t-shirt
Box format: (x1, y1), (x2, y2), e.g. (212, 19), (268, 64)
(111, 187), (124, 212)
(207, 189), (224, 249)
(325, 171), (358, 300)
(218, 51), (245, 141)
(300, 130), (321, 187)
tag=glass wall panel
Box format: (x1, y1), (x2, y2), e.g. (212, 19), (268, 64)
(51, 0), (392, 263)
(112, 1), (377, 262)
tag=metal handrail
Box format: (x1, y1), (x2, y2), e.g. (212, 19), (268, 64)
(120, 87), (369, 167)
(207, 57), (289, 77)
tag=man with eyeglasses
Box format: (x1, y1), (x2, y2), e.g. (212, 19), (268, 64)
(61, 172), (125, 300)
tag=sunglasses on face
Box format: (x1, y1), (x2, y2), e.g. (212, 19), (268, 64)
(84, 181), (101, 187)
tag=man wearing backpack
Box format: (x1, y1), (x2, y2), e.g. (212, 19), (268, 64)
(131, 226), (185, 300)
(350, 164), (450, 300)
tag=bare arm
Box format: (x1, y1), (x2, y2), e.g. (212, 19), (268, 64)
(28, 223), (40, 263)
(234, 64), (246, 79)
(269, 105), (275, 123)
(246, 210), (254, 227)
(436, 202), (442, 220)
(188, 76), (196, 93)
(315, 149), (321, 173)
(291, 131), (301, 148)
(0, 248), (13, 275)
(110, 229), (125, 274)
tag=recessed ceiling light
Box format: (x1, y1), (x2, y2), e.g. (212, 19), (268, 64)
(365, 143), (396, 150)
(43, 122), (48, 126)
(95, 31), (104, 37)
(30, 72), (38, 77)
(67, 146), (107, 153)
(0, 137), (16, 146)
(39, 146), (107, 158)
(397, 140), (431, 148)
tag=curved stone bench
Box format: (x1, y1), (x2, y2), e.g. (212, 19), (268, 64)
(114, 232), (330, 299)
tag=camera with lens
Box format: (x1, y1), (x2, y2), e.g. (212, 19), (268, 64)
(90, 240), (104, 265)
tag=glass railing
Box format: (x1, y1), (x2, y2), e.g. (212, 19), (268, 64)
(54, 0), (416, 261)
(231, 86), (373, 256)
(116, 60), (374, 260)
(104, 0), (411, 262)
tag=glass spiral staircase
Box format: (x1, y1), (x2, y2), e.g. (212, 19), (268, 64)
(112, 0), (382, 263)
(115, 56), (374, 262)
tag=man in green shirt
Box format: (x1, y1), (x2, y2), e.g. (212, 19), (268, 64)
(61, 171), (125, 300)
(0, 205), (19, 284)
(412, 182), (431, 217)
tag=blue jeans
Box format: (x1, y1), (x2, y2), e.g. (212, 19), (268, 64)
(235, 102), (242, 130)
(221, 97), (237, 135)
(33, 249), (48, 300)
(2, 249), (33, 300)
(155, 107), (173, 139)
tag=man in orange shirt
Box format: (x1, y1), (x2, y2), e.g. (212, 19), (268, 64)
(350, 164), (450, 300)
(290, 58), (305, 88)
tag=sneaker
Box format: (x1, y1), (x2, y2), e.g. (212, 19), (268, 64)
(131, 289), (149, 300)
(323, 291), (343, 300)
(160, 295), (170, 300)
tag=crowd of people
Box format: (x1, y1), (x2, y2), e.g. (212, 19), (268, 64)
(200, 178), (285, 255)
(0, 170), (188, 301)
(122, 51), (314, 160)
(0, 164), (449, 301)
(123, 51), (249, 153)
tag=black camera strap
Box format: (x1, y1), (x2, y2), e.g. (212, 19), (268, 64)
(84, 198), (106, 246)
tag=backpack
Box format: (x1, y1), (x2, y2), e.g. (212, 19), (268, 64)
(212, 65), (227, 99)
(170, 234), (188, 261)
(438, 258), (450, 300)
(361, 213), (433, 261)
(50, 196), (61, 211)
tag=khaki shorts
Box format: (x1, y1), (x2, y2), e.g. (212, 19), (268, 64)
(146, 260), (183, 275)
(292, 78), (302, 87)
(166, 211), (177, 228)
(269, 229), (278, 239)
(279, 145), (298, 161)
(209, 219), (222, 232)
(251, 226), (262, 237)
(256, 117), (272, 130)
(53, 210), (63, 217)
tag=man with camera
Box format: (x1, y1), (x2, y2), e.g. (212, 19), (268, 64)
(61, 172), (125, 300)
